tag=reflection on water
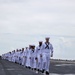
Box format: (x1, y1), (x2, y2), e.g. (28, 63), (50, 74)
(55, 64), (74, 66)
(50, 73), (75, 75)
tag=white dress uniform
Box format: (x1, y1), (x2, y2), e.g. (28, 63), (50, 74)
(5, 53), (8, 60)
(8, 52), (12, 61)
(22, 49), (28, 66)
(18, 51), (23, 65)
(7, 53), (9, 61)
(26, 48), (32, 68)
(11, 51), (15, 62)
(36, 45), (43, 71)
(10, 53), (12, 62)
(10, 52), (13, 62)
(12, 51), (16, 62)
(5, 54), (8, 60)
(15, 51), (19, 63)
(42, 42), (53, 73)
(31, 49), (37, 69)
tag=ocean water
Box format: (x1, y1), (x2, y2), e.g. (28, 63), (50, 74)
(50, 74), (75, 75)
(0, 33), (75, 60)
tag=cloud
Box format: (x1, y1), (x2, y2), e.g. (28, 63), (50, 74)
(0, 0), (75, 35)
(0, 0), (75, 60)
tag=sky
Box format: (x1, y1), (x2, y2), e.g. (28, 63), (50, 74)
(0, 0), (75, 60)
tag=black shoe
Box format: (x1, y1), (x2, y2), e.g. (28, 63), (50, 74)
(32, 68), (33, 70)
(42, 69), (45, 73)
(37, 69), (39, 71)
(20, 63), (21, 65)
(39, 70), (42, 72)
(34, 68), (36, 70)
(29, 67), (31, 69)
(46, 71), (49, 75)
(28, 67), (30, 69)
(26, 66), (28, 68)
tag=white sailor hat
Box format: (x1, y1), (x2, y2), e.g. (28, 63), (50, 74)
(45, 37), (50, 40)
(39, 41), (43, 43)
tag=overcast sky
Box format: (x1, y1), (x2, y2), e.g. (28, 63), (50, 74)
(0, 0), (75, 60)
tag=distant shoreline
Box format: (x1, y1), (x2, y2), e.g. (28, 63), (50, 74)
(51, 59), (75, 64)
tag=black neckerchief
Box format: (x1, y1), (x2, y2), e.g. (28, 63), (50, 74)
(32, 50), (34, 52)
(45, 42), (50, 49)
(38, 45), (41, 50)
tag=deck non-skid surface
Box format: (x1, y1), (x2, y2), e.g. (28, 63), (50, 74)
(0, 59), (75, 75)
(0, 59), (39, 75)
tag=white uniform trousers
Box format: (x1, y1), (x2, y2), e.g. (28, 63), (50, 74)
(26, 56), (31, 67)
(22, 57), (27, 66)
(42, 53), (50, 72)
(37, 54), (42, 70)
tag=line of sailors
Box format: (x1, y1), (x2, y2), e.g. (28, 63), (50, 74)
(2, 37), (53, 75)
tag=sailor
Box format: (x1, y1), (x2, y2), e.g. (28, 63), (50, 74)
(42, 37), (53, 75)
(26, 45), (32, 68)
(8, 52), (12, 61)
(19, 48), (24, 65)
(11, 51), (13, 62)
(5, 52), (9, 61)
(12, 50), (15, 62)
(30, 45), (37, 70)
(36, 41), (43, 72)
(22, 47), (28, 67)
(15, 49), (19, 63)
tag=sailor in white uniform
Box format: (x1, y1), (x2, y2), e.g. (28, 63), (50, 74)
(36, 41), (43, 72)
(17, 49), (21, 64)
(12, 50), (15, 62)
(30, 45), (37, 70)
(26, 45), (32, 68)
(42, 37), (53, 75)
(19, 48), (24, 65)
(8, 52), (12, 61)
(22, 47), (28, 67)
(6, 53), (9, 60)
(11, 51), (14, 62)
(15, 49), (19, 63)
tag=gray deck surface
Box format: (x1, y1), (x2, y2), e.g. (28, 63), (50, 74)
(0, 58), (75, 75)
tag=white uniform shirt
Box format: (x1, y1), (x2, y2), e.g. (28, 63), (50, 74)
(42, 42), (53, 54)
(36, 45), (43, 56)
(26, 49), (32, 58)
(23, 49), (28, 57)
(31, 49), (36, 58)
